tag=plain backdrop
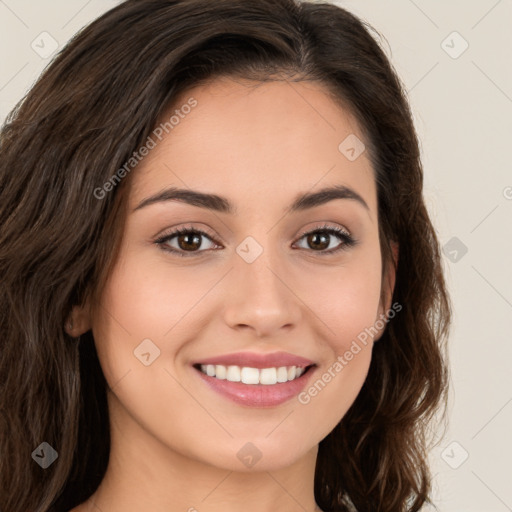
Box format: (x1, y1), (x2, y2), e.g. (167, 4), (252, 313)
(1, 1), (511, 510)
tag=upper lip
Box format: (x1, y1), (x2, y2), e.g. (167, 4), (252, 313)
(193, 351), (315, 369)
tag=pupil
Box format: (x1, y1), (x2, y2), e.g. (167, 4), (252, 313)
(179, 233), (200, 250)
(309, 232), (328, 250)
(175, 232), (332, 252)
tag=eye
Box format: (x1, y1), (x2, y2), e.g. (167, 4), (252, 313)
(155, 226), (219, 257)
(293, 223), (357, 255)
(155, 223), (357, 258)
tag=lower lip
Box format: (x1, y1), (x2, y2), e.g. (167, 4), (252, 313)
(193, 366), (316, 407)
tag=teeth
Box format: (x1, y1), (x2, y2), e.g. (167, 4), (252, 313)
(226, 365), (241, 382)
(215, 365), (226, 379)
(260, 367), (277, 385)
(241, 367), (259, 384)
(198, 364), (308, 384)
(276, 366), (288, 383)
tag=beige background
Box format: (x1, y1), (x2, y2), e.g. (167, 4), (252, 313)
(1, 1), (511, 510)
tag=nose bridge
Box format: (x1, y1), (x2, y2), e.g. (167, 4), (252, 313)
(222, 233), (301, 336)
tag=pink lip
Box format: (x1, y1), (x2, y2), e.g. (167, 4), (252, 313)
(193, 365), (317, 407)
(192, 351), (315, 369)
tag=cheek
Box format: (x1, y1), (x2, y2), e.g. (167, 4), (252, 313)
(294, 245), (382, 413)
(295, 276), (380, 441)
(90, 248), (223, 390)
(300, 246), (383, 349)
(97, 250), (211, 338)
(89, 252), (166, 388)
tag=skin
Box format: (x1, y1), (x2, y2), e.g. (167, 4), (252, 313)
(68, 77), (396, 512)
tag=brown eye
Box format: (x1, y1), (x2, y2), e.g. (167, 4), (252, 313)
(176, 232), (202, 251)
(294, 225), (356, 255)
(155, 227), (218, 257)
(305, 231), (330, 251)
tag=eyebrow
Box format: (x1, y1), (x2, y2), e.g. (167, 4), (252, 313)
(132, 184), (370, 214)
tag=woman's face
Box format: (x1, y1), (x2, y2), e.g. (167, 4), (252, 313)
(81, 77), (394, 472)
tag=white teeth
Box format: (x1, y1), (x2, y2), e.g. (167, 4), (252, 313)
(198, 364), (309, 384)
(241, 367), (259, 384)
(215, 365), (226, 379)
(226, 365), (241, 382)
(260, 367), (277, 385)
(276, 366), (288, 383)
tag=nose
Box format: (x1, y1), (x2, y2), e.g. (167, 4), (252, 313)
(222, 245), (303, 338)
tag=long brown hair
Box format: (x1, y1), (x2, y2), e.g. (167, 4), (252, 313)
(0, 1), (451, 510)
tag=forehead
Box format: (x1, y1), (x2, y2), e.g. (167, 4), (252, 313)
(128, 77), (376, 216)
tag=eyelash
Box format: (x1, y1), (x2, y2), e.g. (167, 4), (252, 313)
(154, 223), (357, 258)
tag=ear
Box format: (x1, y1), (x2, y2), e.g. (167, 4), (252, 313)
(373, 241), (399, 342)
(64, 301), (92, 338)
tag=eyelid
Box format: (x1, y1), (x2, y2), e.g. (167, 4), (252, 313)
(155, 222), (352, 243)
(153, 224), (220, 255)
(291, 223), (356, 254)
(154, 222), (357, 257)
(154, 223), (218, 242)
(295, 223), (351, 239)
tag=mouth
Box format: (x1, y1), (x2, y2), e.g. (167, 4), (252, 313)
(193, 363), (315, 385)
(191, 362), (317, 407)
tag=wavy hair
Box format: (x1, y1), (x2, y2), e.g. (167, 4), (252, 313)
(0, 0), (451, 510)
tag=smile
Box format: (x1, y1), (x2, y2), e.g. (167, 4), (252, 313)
(192, 363), (316, 407)
(197, 364), (310, 385)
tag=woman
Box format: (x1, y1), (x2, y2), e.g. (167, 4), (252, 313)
(0, 0), (451, 511)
